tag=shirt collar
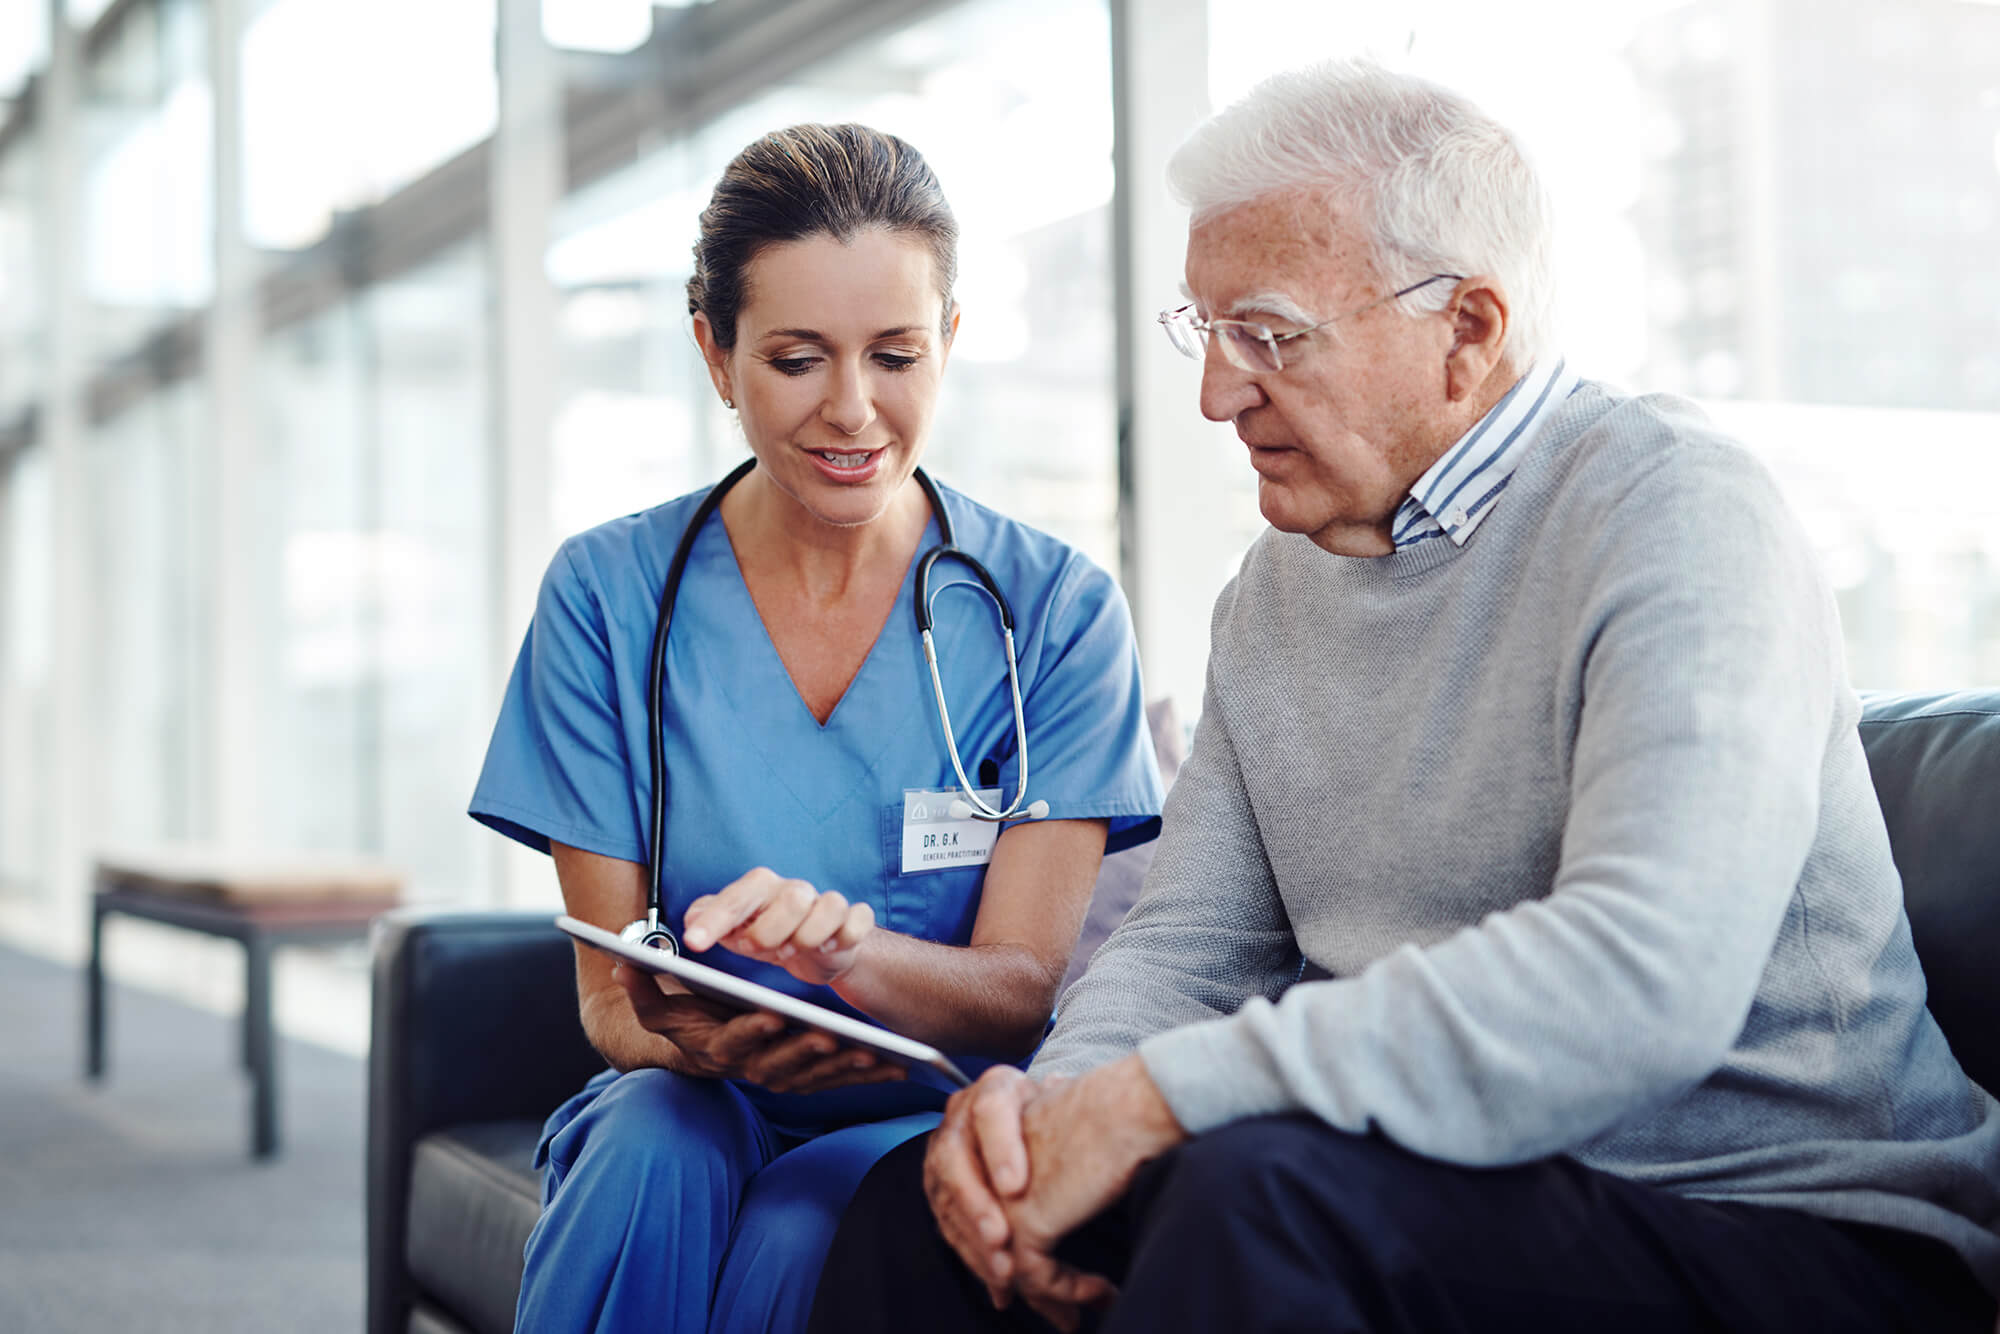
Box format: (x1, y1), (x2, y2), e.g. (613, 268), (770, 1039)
(1390, 356), (1579, 551)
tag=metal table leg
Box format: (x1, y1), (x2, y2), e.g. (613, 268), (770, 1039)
(244, 934), (277, 1159)
(85, 896), (107, 1081)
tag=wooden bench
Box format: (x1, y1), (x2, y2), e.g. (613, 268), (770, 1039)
(85, 847), (402, 1159)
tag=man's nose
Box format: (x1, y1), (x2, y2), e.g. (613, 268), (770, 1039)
(1198, 343), (1262, 423)
(822, 360), (876, 435)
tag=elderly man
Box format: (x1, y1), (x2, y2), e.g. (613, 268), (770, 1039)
(808, 60), (2000, 1333)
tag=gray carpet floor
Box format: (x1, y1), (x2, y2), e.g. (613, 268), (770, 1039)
(0, 944), (365, 1333)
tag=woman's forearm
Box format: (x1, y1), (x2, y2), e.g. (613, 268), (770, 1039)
(831, 930), (1062, 1059)
(830, 818), (1109, 1057)
(579, 981), (693, 1075)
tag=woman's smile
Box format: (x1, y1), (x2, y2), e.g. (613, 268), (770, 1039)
(806, 446), (887, 483)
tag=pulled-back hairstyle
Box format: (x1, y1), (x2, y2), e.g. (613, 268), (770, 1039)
(687, 123), (959, 349)
(1168, 60), (1556, 369)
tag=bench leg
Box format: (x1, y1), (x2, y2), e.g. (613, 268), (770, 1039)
(244, 936), (278, 1159)
(85, 901), (107, 1081)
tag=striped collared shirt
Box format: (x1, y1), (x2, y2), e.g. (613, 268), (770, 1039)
(1390, 357), (1579, 551)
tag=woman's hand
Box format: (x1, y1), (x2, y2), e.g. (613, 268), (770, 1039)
(682, 866), (875, 986)
(613, 964), (903, 1095)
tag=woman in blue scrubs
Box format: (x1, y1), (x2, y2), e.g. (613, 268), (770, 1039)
(469, 123), (1163, 1334)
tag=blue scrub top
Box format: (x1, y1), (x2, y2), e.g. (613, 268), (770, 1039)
(470, 473), (1163, 1127)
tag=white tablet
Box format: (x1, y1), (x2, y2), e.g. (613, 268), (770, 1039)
(556, 915), (971, 1088)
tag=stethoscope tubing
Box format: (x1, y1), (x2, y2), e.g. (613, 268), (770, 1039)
(638, 457), (756, 950)
(634, 460), (1030, 952)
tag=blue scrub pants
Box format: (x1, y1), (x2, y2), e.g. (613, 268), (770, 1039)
(515, 1067), (941, 1334)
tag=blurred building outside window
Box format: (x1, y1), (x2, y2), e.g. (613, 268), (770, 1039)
(540, 0), (713, 54)
(0, 127), (40, 420)
(0, 1), (50, 102)
(78, 0), (212, 361)
(250, 241), (494, 904)
(84, 380), (209, 851)
(67, 0), (120, 28)
(240, 0), (496, 256)
(0, 446), (52, 902)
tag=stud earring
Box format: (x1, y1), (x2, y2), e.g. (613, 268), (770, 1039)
(723, 397), (734, 409)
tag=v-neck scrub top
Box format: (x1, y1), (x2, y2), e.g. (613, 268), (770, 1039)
(470, 474), (1164, 1123)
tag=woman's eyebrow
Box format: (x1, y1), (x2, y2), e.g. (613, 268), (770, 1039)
(757, 326), (928, 342)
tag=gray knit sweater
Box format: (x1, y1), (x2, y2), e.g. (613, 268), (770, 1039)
(1037, 382), (2000, 1291)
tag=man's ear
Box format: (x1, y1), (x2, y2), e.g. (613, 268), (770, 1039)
(1443, 276), (1509, 402)
(691, 311), (734, 406)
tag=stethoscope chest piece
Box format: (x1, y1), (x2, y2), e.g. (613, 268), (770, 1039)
(619, 918), (680, 954)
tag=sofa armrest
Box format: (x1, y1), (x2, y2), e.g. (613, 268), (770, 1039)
(367, 909), (605, 1334)
(1857, 690), (2000, 1099)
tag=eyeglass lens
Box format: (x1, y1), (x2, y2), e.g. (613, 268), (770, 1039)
(1163, 310), (1283, 373)
(1219, 324), (1281, 373)
(1162, 313), (1204, 361)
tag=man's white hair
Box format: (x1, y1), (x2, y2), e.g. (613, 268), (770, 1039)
(1168, 60), (1556, 369)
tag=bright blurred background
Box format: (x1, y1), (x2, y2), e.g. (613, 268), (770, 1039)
(1, 0), (1997, 1047)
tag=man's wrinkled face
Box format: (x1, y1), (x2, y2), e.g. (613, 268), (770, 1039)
(1184, 193), (1457, 556)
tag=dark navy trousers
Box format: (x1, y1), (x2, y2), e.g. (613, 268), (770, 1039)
(808, 1114), (1996, 1333)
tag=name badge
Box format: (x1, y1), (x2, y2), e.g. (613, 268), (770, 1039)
(900, 788), (1002, 875)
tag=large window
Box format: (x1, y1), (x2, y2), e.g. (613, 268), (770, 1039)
(249, 242), (495, 898)
(0, 3), (50, 102)
(546, 0), (1121, 571)
(80, 0), (212, 361)
(84, 381), (209, 848)
(240, 0), (496, 256)
(0, 447), (52, 895)
(0, 129), (39, 421)
(4, 0), (1995, 968)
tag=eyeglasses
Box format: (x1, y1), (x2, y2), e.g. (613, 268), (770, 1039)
(1158, 273), (1464, 374)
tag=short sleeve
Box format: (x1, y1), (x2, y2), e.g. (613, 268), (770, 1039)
(1023, 555), (1165, 855)
(469, 542), (647, 864)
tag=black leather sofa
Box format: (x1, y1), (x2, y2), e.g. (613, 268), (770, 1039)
(367, 690), (2000, 1334)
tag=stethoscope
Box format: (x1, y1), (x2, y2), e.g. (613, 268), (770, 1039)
(621, 458), (1046, 953)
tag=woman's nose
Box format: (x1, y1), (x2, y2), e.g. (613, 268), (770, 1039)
(822, 361), (876, 436)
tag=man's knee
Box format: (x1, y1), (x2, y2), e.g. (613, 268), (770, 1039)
(1142, 1115), (1451, 1253)
(811, 1133), (982, 1333)
(1159, 1115), (1356, 1197)
(836, 1130), (935, 1244)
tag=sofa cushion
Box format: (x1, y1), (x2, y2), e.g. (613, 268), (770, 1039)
(408, 1302), (477, 1334)
(1858, 690), (2000, 1098)
(1061, 698), (1187, 994)
(405, 1119), (544, 1334)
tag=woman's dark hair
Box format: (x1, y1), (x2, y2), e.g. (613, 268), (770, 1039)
(687, 123), (959, 349)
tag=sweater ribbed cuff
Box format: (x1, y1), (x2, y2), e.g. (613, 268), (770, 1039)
(1137, 1004), (1299, 1135)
